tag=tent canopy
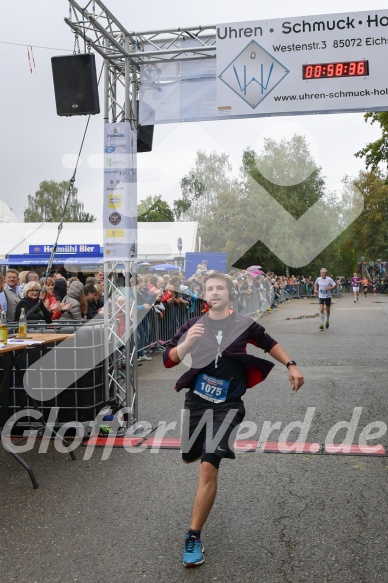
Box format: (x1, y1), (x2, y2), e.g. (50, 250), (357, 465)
(0, 221), (198, 264)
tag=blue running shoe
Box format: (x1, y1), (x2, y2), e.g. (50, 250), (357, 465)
(183, 534), (205, 567)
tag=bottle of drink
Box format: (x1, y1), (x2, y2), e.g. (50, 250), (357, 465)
(18, 307), (27, 339)
(0, 311), (8, 344)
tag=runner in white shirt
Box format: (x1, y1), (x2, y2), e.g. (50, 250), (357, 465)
(314, 268), (337, 330)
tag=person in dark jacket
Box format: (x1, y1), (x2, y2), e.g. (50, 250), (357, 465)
(163, 272), (304, 568)
(14, 281), (52, 323)
(84, 284), (103, 319)
(53, 278), (67, 302)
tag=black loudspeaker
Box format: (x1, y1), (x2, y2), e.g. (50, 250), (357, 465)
(51, 54), (100, 116)
(137, 124), (154, 152)
(136, 99), (154, 152)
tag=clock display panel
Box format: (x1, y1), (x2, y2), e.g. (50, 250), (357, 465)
(302, 61), (369, 79)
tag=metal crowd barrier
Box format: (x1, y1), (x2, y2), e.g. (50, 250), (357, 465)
(231, 286), (275, 316)
(1, 321), (107, 428)
(137, 299), (204, 355)
(331, 285), (342, 298)
(284, 283), (342, 299)
(7, 319), (87, 335)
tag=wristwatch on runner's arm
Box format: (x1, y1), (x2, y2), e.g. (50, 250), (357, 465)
(286, 360), (297, 368)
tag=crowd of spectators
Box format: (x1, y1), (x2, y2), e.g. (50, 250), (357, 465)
(0, 264), (343, 326)
(1, 261), (387, 361)
(0, 268), (105, 324)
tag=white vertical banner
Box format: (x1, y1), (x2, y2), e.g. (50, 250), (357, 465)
(103, 122), (137, 261)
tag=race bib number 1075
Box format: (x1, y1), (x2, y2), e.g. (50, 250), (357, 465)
(193, 373), (230, 403)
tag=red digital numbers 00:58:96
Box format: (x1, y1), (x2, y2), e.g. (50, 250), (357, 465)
(303, 60), (369, 79)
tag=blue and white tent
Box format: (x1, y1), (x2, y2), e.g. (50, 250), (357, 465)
(0, 221), (198, 266)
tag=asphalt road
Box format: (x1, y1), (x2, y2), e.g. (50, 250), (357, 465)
(1, 292), (388, 583)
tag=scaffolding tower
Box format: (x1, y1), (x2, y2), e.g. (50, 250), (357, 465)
(65, 0), (216, 428)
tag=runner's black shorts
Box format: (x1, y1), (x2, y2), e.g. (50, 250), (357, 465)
(319, 297), (332, 306)
(181, 393), (245, 464)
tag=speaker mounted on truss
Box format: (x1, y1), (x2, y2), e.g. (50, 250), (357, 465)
(137, 100), (154, 152)
(51, 53), (100, 116)
(137, 124), (154, 153)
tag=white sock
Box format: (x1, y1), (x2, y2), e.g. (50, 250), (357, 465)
(320, 314), (324, 324)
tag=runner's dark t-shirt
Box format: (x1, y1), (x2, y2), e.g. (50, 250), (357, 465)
(186, 314), (247, 404)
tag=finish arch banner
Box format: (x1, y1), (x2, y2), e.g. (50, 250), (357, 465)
(216, 9), (388, 117)
(140, 9), (388, 125)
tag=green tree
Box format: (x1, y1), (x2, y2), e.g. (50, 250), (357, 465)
(242, 135), (326, 218)
(176, 138), (357, 274)
(352, 169), (388, 259)
(313, 172), (388, 274)
(238, 136), (331, 272)
(355, 112), (388, 170)
(173, 198), (192, 221)
(174, 151), (239, 222)
(24, 180), (95, 222)
(138, 195), (174, 222)
(318, 179), (362, 276)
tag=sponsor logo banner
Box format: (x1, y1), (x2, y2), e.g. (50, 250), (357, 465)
(103, 122), (137, 261)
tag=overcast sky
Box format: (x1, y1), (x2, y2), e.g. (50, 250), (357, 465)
(1, 0), (386, 221)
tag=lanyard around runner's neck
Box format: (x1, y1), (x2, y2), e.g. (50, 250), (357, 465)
(215, 329), (223, 368)
(207, 312), (231, 368)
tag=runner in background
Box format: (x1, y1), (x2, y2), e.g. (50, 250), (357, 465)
(361, 277), (370, 298)
(314, 268), (337, 330)
(352, 273), (361, 303)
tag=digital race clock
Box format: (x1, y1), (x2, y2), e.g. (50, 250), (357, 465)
(302, 60), (369, 80)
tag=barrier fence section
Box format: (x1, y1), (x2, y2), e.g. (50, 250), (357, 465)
(1, 321), (106, 430)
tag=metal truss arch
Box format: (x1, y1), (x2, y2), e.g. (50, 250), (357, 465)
(65, 1), (215, 429)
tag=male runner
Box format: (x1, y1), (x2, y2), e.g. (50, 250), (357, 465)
(163, 271), (304, 567)
(314, 268), (337, 330)
(361, 277), (370, 298)
(351, 272), (361, 303)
